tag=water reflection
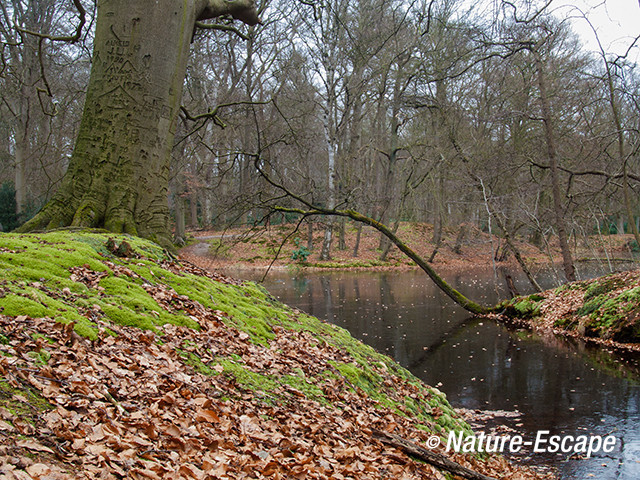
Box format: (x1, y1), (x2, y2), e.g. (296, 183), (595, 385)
(229, 267), (640, 479)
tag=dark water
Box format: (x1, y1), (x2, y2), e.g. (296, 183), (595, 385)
(228, 265), (640, 479)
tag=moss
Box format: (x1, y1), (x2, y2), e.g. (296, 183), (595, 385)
(576, 294), (608, 317)
(546, 272), (640, 342)
(101, 304), (157, 330)
(281, 372), (327, 404)
(177, 349), (219, 376)
(555, 282), (584, 294)
(98, 275), (197, 329)
(504, 294), (544, 319)
(0, 231), (471, 441)
(26, 348), (51, 365)
(30, 333), (56, 345)
(0, 232), (201, 339)
(219, 359), (278, 394)
(583, 276), (625, 302)
(583, 287), (640, 341)
(0, 294), (51, 318)
(307, 259), (393, 269)
(332, 361), (384, 396)
(68, 319), (99, 341)
(0, 378), (52, 420)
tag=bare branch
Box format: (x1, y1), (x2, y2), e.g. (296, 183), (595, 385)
(15, 0), (86, 43)
(194, 21), (249, 40)
(199, 0), (261, 26)
(180, 100), (270, 126)
(253, 156), (490, 315)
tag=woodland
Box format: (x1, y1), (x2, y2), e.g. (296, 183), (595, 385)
(1, 2), (640, 478)
(1, 0), (640, 278)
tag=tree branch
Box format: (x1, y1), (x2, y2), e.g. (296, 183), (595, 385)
(180, 100), (270, 128)
(15, 0), (86, 43)
(253, 157), (490, 315)
(195, 21), (249, 40)
(528, 160), (640, 183)
(372, 430), (498, 480)
(199, 0), (261, 26)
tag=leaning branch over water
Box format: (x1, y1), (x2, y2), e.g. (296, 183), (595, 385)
(255, 159), (490, 315)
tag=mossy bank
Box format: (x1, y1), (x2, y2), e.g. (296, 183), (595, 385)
(501, 270), (640, 347)
(0, 231), (542, 479)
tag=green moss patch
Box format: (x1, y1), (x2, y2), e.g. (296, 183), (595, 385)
(0, 231), (473, 454)
(502, 294), (546, 319)
(536, 270), (640, 343)
(0, 378), (52, 420)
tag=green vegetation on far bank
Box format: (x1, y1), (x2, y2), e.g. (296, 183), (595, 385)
(502, 270), (640, 344)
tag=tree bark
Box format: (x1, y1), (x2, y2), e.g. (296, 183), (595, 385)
(320, 110), (337, 260)
(534, 52), (575, 282)
(17, 0), (258, 247)
(352, 223), (362, 257)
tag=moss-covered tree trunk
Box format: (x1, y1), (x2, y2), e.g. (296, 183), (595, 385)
(18, 0), (258, 247)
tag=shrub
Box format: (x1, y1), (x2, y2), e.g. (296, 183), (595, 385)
(291, 238), (311, 263)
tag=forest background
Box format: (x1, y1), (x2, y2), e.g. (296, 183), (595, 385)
(2, 0), (640, 285)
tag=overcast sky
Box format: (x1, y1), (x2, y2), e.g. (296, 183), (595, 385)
(555, 0), (640, 60)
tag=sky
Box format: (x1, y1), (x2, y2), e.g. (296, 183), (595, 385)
(555, 0), (640, 60)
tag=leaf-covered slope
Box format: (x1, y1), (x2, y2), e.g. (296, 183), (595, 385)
(0, 232), (541, 479)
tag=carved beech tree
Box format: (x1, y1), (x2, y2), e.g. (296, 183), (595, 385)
(18, 0), (259, 246)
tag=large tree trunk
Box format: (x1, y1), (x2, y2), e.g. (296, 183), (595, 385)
(18, 0), (258, 247)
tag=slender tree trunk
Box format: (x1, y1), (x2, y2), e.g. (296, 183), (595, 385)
(489, 201), (542, 292)
(377, 73), (402, 258)
(534, 53), (575, 282)
(617, 215), (625, 235)
(14, 116), (28, 216)
(174, 194), (186, 245)
(189, 155), (199, 228)
(307, 220), (314, 250)
(352, 223), (362, 257)
(596, 35), (640, 250)
(320, 111), (337, 260)
(380, 219), (399, 261)
(453, 224), (466, 255)
(338, 218), (346, 250)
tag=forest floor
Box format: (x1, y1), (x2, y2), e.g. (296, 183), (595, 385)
(179, 221), (638, 274)
(0, 231), (551, 479)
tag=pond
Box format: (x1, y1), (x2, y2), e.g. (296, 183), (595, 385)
(226, 264), (640, 479)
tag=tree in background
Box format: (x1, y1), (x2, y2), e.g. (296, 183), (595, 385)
(0, 182), (18, 232)
(0, 0), (88, 219)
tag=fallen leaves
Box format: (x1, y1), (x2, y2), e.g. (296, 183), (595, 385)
(0, 239), (552, 480)
(0, 312), (551, 480)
